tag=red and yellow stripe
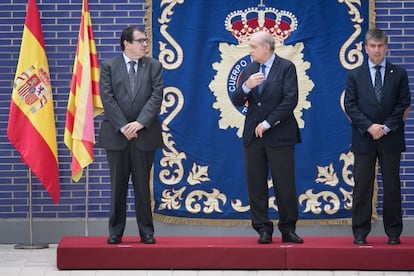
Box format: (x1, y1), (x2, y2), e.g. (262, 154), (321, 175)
(64, 0), (103, 182)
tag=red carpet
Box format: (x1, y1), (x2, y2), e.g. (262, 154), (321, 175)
(57, 236), (414, 270)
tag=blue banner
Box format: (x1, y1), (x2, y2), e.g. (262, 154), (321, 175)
(150, 0), (372, 224)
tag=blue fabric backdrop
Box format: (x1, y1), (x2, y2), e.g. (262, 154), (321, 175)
(149, 0), (371, 224)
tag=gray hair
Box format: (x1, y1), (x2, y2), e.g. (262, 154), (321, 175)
(365, 28), (388, 45)
(254, 31), (275, 51)
(261, 32), (275, 51)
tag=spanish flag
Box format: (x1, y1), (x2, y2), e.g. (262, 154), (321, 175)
(7, 0), (60, 204)
(64, 0), (103, 182)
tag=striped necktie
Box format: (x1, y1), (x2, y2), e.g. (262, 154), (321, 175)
(374, 65), (382, 102)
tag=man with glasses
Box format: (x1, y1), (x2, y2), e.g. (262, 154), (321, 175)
(98, 25), (163, 244)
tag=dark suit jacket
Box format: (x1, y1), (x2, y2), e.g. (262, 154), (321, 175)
(232, 54), (301, 147)
(97, 55), (163, 151)
(344, 61), (410, 154)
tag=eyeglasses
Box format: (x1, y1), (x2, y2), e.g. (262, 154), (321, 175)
(132, 38), (148, 44)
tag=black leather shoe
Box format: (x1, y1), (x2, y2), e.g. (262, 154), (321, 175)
(387, 237), (400, 245)
(282, 232), (303, 243)
(141, 234), (156, 244)
(107, 235), (121, 244)
(353, 235), (367, 245)
(258, 231), (272, 244)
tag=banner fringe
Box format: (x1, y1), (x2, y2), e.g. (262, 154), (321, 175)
(144, 0), (153, 57)
(154, 213), (252, 227)
(371, 0), (379, 222)
(370, 0), (376, 28)
(154, 213), (358, 227)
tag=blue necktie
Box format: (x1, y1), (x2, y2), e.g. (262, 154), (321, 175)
(258, 64), (266, 94)
(374, 65), (382, 102)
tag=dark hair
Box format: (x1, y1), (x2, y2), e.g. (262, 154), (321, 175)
(120, 25), (146, 51)
(365, 28), (388, 45)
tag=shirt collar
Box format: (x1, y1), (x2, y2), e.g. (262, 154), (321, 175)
(368, 58), (386, 69)
(262, 53), (275, 68)
(123, 53), (138, 65)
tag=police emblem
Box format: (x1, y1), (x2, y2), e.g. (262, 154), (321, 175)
(209, 1), (314, 137)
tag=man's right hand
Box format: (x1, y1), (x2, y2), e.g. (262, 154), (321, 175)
(245, 72), (265, 89)
(367, 123), (386, 140)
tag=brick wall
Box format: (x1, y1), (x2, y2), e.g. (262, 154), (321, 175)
(0, 0), (413, 219)
(0, 0), (145, 219)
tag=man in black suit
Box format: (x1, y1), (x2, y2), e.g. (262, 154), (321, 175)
(232, 31), (303, 244)
(97, 25), (163, 244)
(345, 28), (410, 245)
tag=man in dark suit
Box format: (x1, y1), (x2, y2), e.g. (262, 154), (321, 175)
(97, 25), (163, 244)
(345, 28), (410, 245)
(232, 31), (303, 244)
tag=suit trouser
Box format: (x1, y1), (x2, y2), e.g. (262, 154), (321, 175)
(106, 143), (155, 238)
(244, 138), (299, 235)
(352, 144), (403, 238)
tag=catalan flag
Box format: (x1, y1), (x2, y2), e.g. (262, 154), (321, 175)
(64, 0), (103, 182)
(7, 0), (60, 204)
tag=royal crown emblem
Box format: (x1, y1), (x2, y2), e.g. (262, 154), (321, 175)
(225, 1), (298, 44)
(14, 65), (51, 113)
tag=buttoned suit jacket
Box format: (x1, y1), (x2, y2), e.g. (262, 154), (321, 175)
(232, 54), (301, 147)
(97, 55), (163, 151)
(344, 61), (410, 154)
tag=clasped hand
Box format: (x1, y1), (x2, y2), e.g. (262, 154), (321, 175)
(123, 121), (144, 140)
(368, 123), (387, 140)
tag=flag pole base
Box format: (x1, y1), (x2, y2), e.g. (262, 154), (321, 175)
(13, 243), (49, 250)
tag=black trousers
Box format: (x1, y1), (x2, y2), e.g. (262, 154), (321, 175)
(244, 137), (298, 235)
(106, 143), (155, 238)
(352, 143), (403, 238)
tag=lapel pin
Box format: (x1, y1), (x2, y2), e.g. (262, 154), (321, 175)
(390, 69), (394, 74)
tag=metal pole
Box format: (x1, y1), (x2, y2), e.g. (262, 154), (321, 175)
(14, 168), (49, 249)
(85, 167), (89, 236)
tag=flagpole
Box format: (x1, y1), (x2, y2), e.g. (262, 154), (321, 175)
(85, 167), (89, 236)
(14, 168), (49, 249)
(64, 0), (103, 237)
